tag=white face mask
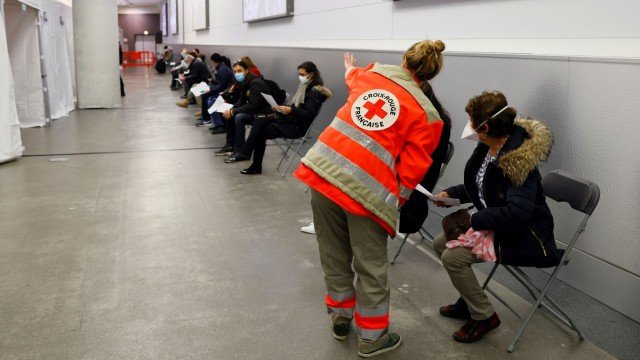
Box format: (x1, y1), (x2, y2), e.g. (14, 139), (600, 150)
(460, 105), (510, 141)
(299, 75), (310, 84)
(461, 121), (480, 141)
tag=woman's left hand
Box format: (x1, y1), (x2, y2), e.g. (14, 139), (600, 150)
(275, 106), (292, 115)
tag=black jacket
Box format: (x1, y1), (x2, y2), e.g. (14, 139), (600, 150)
(232, 73), (272, 115)
(185, 59), (211, 85)
(445, 119), (561, 268)
(399, 120), (451, 233)
(272, 84), (333, 138)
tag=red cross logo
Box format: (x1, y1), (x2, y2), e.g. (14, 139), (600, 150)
(363, 99), (388, 120)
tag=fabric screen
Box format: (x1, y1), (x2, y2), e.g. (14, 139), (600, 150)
(5, 1), (45, 128)
(0, 3), (25, 162)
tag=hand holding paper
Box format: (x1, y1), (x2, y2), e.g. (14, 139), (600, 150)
(207, 96), (225, 114)
(190, 82), (210, 97)
(261, 93), (280, 110)
(415, 184), (461, 206)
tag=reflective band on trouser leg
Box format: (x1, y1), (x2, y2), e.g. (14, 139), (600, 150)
(326, 291), (356, 318)
(354, 304), (390, 341)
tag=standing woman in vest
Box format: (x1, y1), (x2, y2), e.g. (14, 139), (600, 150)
(294, 39), (445, 357)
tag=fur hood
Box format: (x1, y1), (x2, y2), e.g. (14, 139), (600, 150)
(312, 85), (333, 99)
(498, 118), (553, 186)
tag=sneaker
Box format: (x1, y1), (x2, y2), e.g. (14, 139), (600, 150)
(194, 111), (202, 117)
(300, 223), (315, 234)
(211, 127), (226, 134)
(357, 333), (402, 358)
(215, 145), (234, 156)
(224, 153), (250, 163)
(195, 119), (212, 127)
(439, 298), (471, 320)
(452, 313), (501, 343)
(331, 314), (351, 341)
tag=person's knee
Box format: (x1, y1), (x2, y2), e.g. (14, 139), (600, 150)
(432, 232), (448, 258)
(441, 248), (468, 270)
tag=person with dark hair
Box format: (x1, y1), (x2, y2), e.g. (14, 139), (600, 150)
(398, 80), (452, 233)
(214, 60), (271, 156)
(195, 53), (234, 127)
(223, 61), (333, 174)
(293, 40), (446, 357)
(432, 91), (559, 344)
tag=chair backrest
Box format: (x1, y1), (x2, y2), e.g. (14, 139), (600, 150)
(443, 142), (454, 166)
(542, 170), (600, 216)
(437, 142), (455, 181)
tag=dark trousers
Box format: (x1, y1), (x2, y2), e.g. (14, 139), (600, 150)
(120, 77), (125, 96)
(240, 118), (286, 169)
(231, 113), (255, 151)
(200, 92), (215, 121)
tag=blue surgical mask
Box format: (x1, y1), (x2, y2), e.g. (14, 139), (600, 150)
(235, 72), (246, 83)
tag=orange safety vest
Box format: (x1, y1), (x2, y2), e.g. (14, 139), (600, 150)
(294, 63), (443, 235)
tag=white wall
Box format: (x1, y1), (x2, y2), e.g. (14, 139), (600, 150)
(167, 0), (640, 321)
(178, 0), (640, 58)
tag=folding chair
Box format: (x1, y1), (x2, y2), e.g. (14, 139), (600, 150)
(275, 120), (320, 178)
(481, 169), (600, 352)
(391, 142), (454, 264)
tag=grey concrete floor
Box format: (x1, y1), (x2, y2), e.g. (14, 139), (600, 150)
(0, 68), (618, 359)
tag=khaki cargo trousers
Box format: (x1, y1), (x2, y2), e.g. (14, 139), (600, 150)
(310, 189), (391, 343)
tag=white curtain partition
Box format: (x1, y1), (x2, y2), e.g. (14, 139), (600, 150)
(5, 1), (45, 128)
(40, 11), (74, 119)
(0, 3), (24, 162)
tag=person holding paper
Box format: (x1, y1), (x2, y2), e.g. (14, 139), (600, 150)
(225, 62), (332, 174)
(293, 40), (446, 357)
(176, 54), (211, 108)
(432, 91), (560, 344)
(217, 60), (272, 158)
(195, 53), (234, 128)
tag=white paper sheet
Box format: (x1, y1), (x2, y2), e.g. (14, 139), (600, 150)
(215, 103), (234, 113)
(190, 81), (210, 96)
(261, 92), (279, 109)
(207, 96), (225, 114)
(415, 184), (461, 206)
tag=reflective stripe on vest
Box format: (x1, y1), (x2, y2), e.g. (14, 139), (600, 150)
(329, 118), (395, 171)
(399, 184), (413, 200)
(302, 141), (399, 230)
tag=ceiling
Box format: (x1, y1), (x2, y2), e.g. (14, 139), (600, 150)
(117, 0), (165, 6)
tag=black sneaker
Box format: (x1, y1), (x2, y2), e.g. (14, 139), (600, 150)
(331, 315), (352, 341)
(214, 145), (234, 156)
(224, 153), (250, 163)
(439, 298), (472, 320)
(211, 127), (226, 134)
(357, 333), (402, 358)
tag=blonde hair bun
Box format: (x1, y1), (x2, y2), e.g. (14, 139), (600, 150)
(433, 40), (445, 53)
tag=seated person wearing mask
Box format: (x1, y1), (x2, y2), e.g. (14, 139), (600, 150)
(195, 53), (234, 127)
(433, 91), (559, 343)
(214, 60), (272, 157)
(176, 53), (211, 107)
(224, 62), (332, 174)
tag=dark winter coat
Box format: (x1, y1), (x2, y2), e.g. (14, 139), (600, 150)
(445, 119), (561, 268)
(272, 84), (333, 138)
(209, 63), (233, 94)
(184, 59), (211, 86)
(232, 73), (272, 115)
